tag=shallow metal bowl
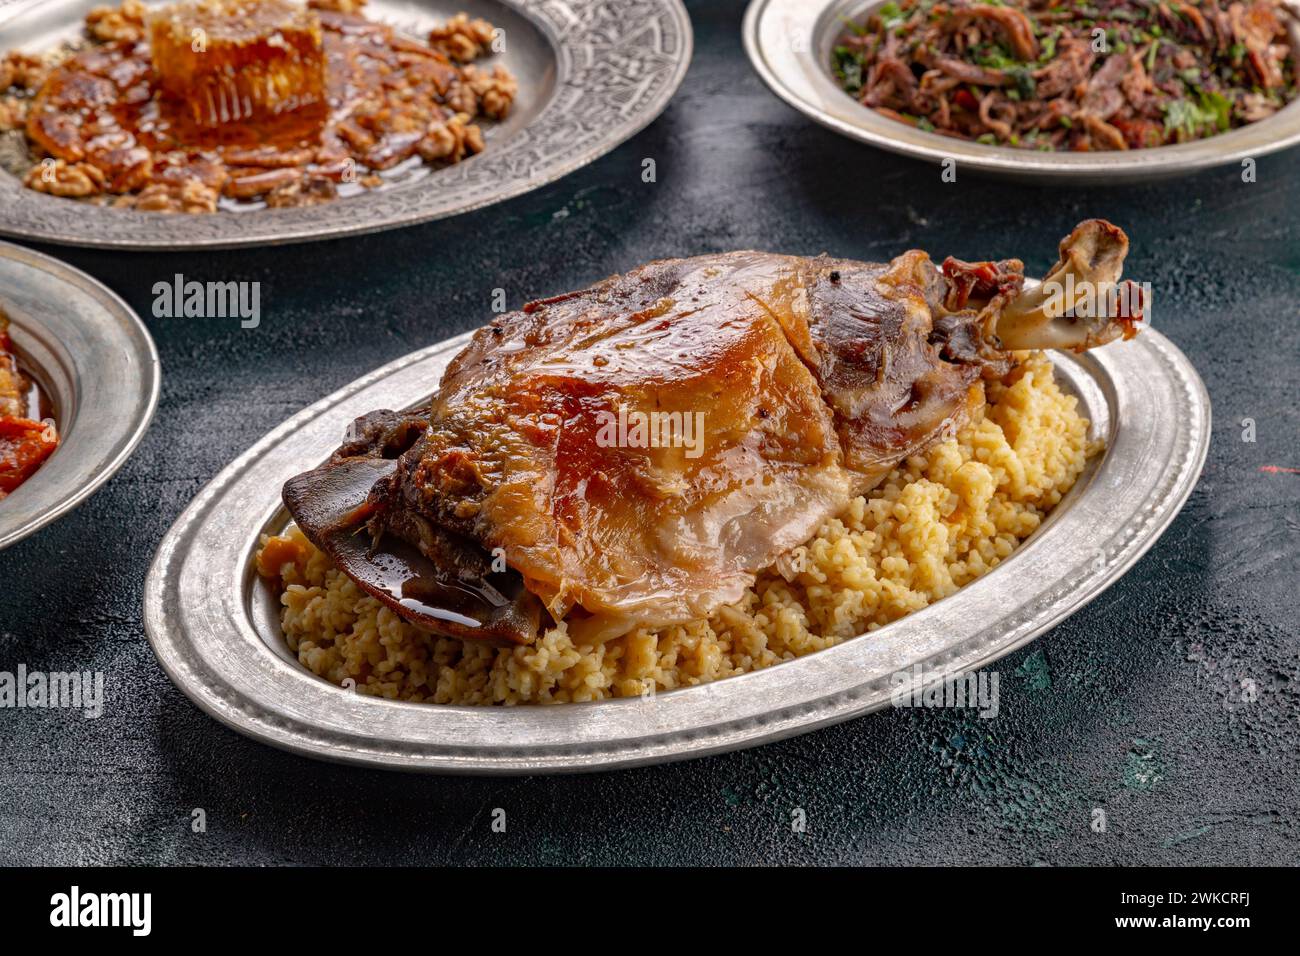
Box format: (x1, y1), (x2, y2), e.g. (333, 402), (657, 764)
(743, 0), (1300, 183)
(0, 241), (160, 549)
(143, 316), (1210, 774)
(0, 0), (692, 249)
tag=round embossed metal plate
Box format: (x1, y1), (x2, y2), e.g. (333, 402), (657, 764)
(0, 240), (160, 549)
(743, 0), (1300, 183)
(0, 0), (692, 249)
(144, 320), (1210, 774)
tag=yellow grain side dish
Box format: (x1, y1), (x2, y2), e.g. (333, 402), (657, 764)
(256, 351), (1098, 705)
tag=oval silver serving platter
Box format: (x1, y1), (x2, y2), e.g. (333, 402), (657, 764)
(0, 0), (692, 250)
(0, 240), (160, 549)
(144, 312), (1210, 774)
(743, 0), (1300, 183)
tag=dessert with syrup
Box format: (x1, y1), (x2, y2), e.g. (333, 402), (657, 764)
(0, 0), (518, 212)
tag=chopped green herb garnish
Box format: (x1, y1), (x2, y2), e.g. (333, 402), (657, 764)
(827, 0), (1298, 152)
(832, 45), (866, 94)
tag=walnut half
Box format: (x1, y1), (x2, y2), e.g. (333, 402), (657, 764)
(1, 51), (51, 92)
(24, 159), (107, 198)
(0, 96), (28, 132)
(86, 0), (147, 44)
(114, 179), (219, 213)
(428, 13), (495, 62)
(464, 64), (517, 120)
(417, 113), (484, 163)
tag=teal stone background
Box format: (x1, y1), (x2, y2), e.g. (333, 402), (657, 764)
(1, 0), (1297, 865)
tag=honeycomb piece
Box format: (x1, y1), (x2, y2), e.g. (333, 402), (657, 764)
(148, 0), (327, 141)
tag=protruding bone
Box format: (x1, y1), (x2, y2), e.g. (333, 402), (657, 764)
(995, 219), (1144, 351)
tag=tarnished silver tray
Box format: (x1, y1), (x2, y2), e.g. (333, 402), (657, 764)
(0, 0), (692, 250)
(743, 0), (1300, 183)
(0, 240), (159, 549)
(143, 314), (1210, 774)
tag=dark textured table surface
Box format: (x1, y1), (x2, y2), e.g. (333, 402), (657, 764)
(2, 0), (1298, 866)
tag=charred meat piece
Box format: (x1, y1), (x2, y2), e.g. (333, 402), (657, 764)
(283, 409), (545, 643)
(284, 221), (1144, 645)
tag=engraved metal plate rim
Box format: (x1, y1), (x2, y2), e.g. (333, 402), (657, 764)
(742, 0), (1300, 183)
(0, 0), (693, 250)
(0, 239), (161, 549)
(143, 318), (1210, 774)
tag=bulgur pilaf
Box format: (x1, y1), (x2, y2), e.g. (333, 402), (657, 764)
(256, 351), (1098, 705)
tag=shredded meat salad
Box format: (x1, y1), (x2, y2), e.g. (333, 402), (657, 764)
(833, 0), (1299, 150)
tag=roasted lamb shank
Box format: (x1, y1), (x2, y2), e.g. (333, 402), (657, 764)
(284, 220), (1143, 645)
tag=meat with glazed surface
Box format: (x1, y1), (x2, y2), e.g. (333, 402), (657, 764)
(284, 221), (1144, 645)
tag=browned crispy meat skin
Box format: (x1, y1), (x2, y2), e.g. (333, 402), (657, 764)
(284, 221), (1142, 645)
